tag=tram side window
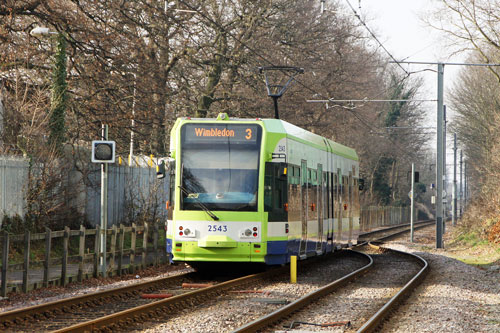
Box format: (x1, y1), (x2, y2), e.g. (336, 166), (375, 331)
(287, 165), (301, 223)
(324, 172), (329, 219)
(264, 162), (288, 222)
(342, 176), (349, 215)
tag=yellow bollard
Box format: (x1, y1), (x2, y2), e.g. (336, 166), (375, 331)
(290, 255), (297, 284)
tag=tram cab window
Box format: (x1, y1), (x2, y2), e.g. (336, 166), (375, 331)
(264, 162), (288, 222)
(179, 123), (262, 212)
(167, 160), (176, 220)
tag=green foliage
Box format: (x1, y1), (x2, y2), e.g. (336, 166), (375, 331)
(415, 183), (426, 193)
(392, 199), (407, 207)
(384, 73), (416, 128)
(372, 156), (394, 205)
(1, 214), (25, 234)
(49, 33), (67, 152)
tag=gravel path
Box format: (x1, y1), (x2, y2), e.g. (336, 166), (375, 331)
(381, 226), (500, 333)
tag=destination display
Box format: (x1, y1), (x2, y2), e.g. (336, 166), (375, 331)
(182, 124), (260, 144)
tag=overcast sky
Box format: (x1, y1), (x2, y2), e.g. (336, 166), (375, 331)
(343, 0), (466, 130)
(346, 0), (461, 93)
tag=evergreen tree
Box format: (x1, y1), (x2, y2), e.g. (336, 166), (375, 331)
(49, 33), (67, 152)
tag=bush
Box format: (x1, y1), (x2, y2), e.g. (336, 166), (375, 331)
(1, 214), (26, 234)
(488, 220), (500, 244)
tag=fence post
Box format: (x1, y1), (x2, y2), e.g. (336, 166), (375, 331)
(117, 224), (124, 276)
(78, 225), (85, 282)
(22, 230), (31, 293)
(377, 208), (381, 227)
(110, 225), (117, 276)
(130, 223), (137, 273)
(142, 223), (149, 268)
(43, 228), (51, 287)
(61, 226), (70, 286)
(153, 222), (159, 266)
(1, 231), (9, 297)
(93, 225), (100, 278)
(376, 207), (379, 227)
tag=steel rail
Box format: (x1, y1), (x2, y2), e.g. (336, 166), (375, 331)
(359, 221), (435, 242)
(375, 222), (434, 242)
(357, 243), (429, 333)
(233, 227), (430, 332)
(0, 271), (195, 327)
(52, 266), (289, 333)
(358, 220), (434, 239)
(232, 250), (373, 333)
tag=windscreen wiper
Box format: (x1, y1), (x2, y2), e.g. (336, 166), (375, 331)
(178, 185), (219, 221)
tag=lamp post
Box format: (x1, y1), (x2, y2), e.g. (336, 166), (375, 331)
(30, 27), (67, 153)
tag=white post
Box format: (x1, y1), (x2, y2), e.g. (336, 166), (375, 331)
(453, 133), (457, 226)
(129, 73), (136, 166)
(410, 163), (415, 242)
(100, 124), (109, 277)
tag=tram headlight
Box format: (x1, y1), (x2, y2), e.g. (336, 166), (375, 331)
(177, 225), (196, 238)
(240, 226), (259, 239)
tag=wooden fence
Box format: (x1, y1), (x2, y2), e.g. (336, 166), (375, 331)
(0, 223), (167, 296)
(0, 206), (413, 296)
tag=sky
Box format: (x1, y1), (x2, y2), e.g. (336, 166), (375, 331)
(343, 0), (465, 177)
(352, 0), (442, 61)
(343, 0), (465, 108)
(344, 0), (464, 141)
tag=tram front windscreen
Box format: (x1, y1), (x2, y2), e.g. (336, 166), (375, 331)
(180, 123), (262, 211)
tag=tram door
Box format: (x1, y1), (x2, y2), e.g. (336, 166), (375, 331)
(329, 172), (334, 248)
(316, 164), (323, 254)
(336, 169), (343, 246)
(348, 171), (353, 245)
(299, 160), (308, 259)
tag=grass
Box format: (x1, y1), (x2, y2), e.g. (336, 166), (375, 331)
(447, 228), (500, 269)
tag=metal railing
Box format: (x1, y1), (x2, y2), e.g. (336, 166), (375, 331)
(360, 206), (411, 231)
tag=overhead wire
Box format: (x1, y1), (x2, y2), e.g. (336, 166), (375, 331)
(174, 0), (426, 159)
(343, 0), (410, 76)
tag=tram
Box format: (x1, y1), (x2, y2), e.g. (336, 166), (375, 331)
(160, 113), (360, 265)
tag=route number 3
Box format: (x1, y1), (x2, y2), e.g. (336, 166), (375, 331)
(245, 128), (252, 140)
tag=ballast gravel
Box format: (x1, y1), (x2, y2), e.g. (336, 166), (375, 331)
(138, 225), (500, 333)
(0, 225), (498, 333)
(380, 233), (500, 332)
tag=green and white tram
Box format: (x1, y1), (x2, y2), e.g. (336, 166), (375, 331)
(163, 113), (360, 265)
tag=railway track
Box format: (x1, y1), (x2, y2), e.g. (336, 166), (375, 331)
(0, 270), (225, 332)
(358, 220), (435, 242)
(1, 223), (430, 332)
(235, 243), (429, 332)
(0, 252), (370, 332)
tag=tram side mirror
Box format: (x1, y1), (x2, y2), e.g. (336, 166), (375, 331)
(156, 160), (166, 179)
(358, 178), (365, 191)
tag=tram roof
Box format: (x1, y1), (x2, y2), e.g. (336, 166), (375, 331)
(171, 115), (358, 161)
(262, 119), (358, 161)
